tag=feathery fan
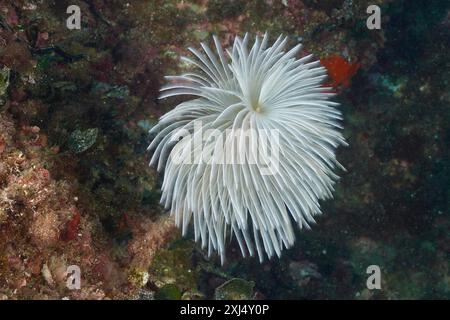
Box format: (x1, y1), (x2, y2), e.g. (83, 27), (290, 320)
(148, 34), (347, 263)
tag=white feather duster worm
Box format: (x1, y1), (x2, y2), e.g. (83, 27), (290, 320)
(148, 33), (347, 264)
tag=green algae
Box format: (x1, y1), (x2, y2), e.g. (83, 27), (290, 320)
(149, 240), (199, 299)
(214, 278), (255, 300)
(68, 128), (99, 154)
(155, 284), (183, 300)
